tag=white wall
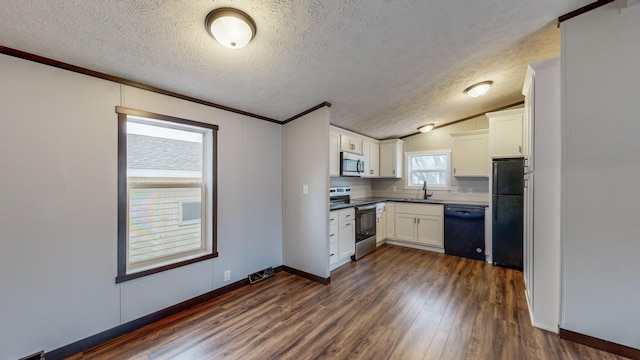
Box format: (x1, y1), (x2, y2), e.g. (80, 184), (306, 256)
(0, 54), (283, 359)
(282, 107), (330, 278)
(561, 3), (640, 348)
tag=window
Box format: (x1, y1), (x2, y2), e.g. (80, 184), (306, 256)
(405, 150), (451, 190)
(116, 107), (217, 283)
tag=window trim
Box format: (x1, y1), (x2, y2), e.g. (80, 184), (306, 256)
(116, 106), (218, 284)
(404, 149), (452, 190)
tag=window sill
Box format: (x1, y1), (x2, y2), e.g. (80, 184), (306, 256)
(116, 252), (218, 284)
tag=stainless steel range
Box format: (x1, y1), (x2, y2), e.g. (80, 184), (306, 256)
(329, 186), (376, 260)
(353, 204), (377, 260)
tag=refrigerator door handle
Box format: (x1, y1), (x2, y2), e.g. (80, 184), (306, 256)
(493, 162), (498, 194)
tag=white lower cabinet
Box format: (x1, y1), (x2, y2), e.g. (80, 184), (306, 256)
(339, 219), (355, 259)
(330, 208), (355, 270)
(416, 215), (442, 247)
(388, 203), (444, 251)
(386, 202), (395, 239)
(329, 223), (339, 267)
(376, 202), (386, 245)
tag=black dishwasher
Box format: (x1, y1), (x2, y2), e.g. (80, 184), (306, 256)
(444, 206), (485, 261)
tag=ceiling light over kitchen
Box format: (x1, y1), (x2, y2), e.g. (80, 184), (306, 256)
(205, 8), (256, 49)
(464, 81), (493, 97)
(418, 124), (435, 133)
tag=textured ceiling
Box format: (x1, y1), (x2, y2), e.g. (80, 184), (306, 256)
(0, 0), (591, 139)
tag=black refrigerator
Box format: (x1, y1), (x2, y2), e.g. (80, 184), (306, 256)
(492, 158), (524, 270)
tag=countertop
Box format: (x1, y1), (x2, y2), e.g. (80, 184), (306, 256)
(330, 197), (489, 211)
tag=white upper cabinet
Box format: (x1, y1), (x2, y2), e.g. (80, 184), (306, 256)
(362, 140), (380, 178)
(487, 108), (524, 158)
(340, 133), (363, 154)
(379, 139), (404, 178)
(329, 131), (340, 177)
(330, 126), (379, 177)
(451, 130), (489, 177)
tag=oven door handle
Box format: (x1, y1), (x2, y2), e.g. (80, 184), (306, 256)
(356, 204), (377, 211)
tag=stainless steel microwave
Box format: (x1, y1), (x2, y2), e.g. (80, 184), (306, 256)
(340, 152), (365, 177)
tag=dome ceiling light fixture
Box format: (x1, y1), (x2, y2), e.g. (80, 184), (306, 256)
(205, 8), (256, 49)
(418, 123), (435, 133)
(464, 81), (493, 98)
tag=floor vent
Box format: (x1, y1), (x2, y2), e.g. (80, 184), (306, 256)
(19, 351), (44, 360)
(248, 267), (275, 284)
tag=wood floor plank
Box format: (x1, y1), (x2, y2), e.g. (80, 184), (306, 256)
(386, 306), (442, 360)
(65, 245), (630, 360)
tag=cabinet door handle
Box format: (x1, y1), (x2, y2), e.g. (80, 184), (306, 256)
(417, 218), (421, 224)
(345, 223), (351, 226)
(519, 145), (522, 153)
(330, 218), (335, 221)
(346, 214), (351, 218)
(330, 253), (335, 257)
(454, 168), (456, 174)
(330, 233), (335, 237)
(392, 169), (396, 175)
(370, 169), (373, 175)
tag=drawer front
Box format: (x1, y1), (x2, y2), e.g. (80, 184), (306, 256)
(394, 203), (443, 217)
(329, 211), (339, 225)
(339, 208), (355, 222)
(329, 241), (339, 265)
(329, 223), (339, 243)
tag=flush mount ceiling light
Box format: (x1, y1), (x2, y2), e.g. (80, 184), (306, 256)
(418, 124), (435, 133)
(205, 8), (256, 49)
(464, 81), (493, 97)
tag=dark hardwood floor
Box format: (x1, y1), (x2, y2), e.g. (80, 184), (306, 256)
(67, 245), (628, 359)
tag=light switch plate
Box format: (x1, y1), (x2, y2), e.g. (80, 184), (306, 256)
(303, 185), (309, 194)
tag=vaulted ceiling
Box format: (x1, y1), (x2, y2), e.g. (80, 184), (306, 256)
(0, 0), (591, 139)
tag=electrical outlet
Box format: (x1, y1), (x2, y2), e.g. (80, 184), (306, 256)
(224, 270), (230, 282)
(303, 184), (308, 194)
(392, 186), (397, 192)
(467, 188), (473, 194)
(451, 186), (459, 194)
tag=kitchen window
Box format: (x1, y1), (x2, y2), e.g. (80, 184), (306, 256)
(116, 107), (218, 283)
(405, 150), (451, 190)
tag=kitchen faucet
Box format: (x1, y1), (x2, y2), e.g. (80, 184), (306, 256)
(423, 181), (433, 199)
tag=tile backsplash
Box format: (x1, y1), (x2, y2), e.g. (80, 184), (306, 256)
(330, 176), (489, 203)
(371, 178), (489, 203)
